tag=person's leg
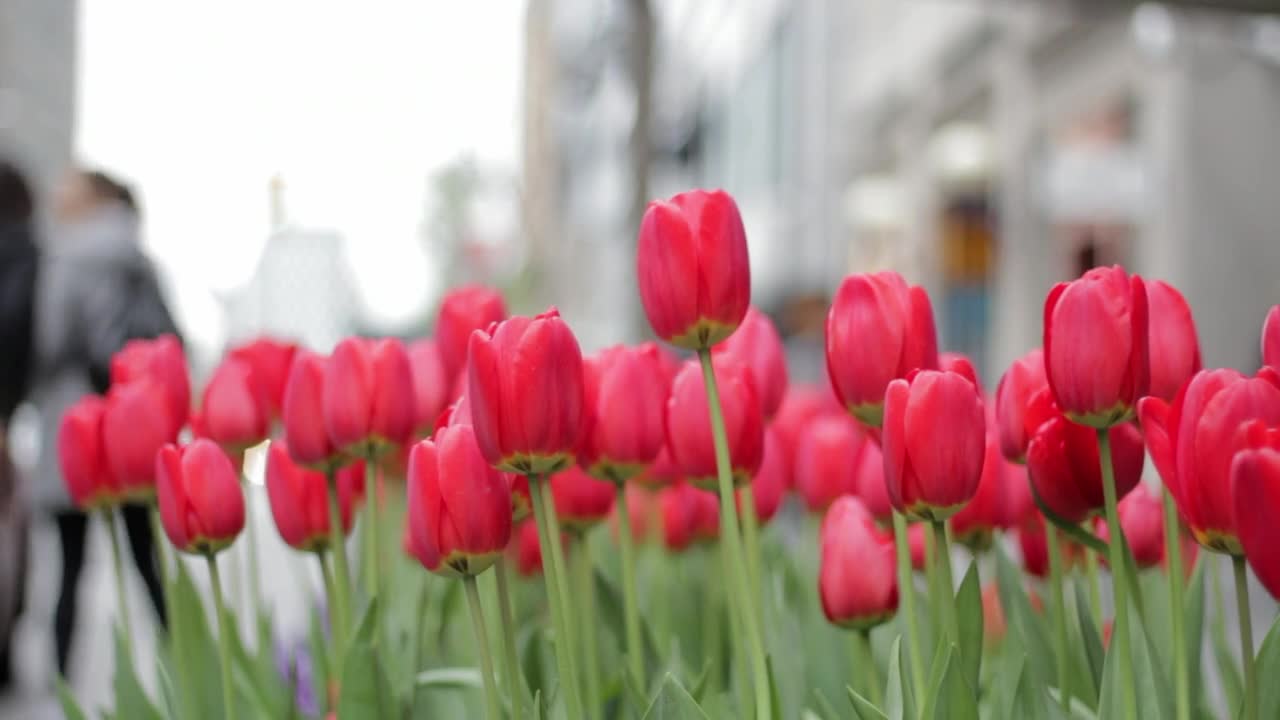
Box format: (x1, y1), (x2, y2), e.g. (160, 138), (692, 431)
(54, 510), (88, 677)
(121, 503), (166, 629)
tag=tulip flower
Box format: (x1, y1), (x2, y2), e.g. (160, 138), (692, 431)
(513, 520), (547, 577)
(265, 441), (365, 552)
(550, 465), (616, 534)
(666, 357), (764, 489)
(940, 352), (981, 391)
(907, 523), (927, 573)
(1095, 484), (1165, 568)
(994, 349), (1049, 463)
(1043, 266), (1149, 428)
(1026, 411), (1145, 524)
(636, 189), (751, 350)
(1139, 368), (1280, 554)
(102, 379), (176, 498)
(323, 337), (416, 458)
(819, 496), (898, 630)
(1264, 305), (1280, 371)
(1231, 422), (1280, 599)
(881, 370), (986, 521)
(436, 285), (508, 383)
(228, 337), (298, 419)
(739, 428), (785, 525)
(57, 395), (118, 509)
(1017, 513), (1050, 578)
(950, 424), (1016, 548)
(794, 414), (863, 512)
(713, 307), (788, 418)
(406, 425), (513, 577)
(826, 271), (939, 427)
(154, 439), (245, 554)
(110, 334), (190, 438)
(659, 481), (719, 552)
(578, 344), (669, 482)
(1145, 281), (1201, 402)
(282, 352), (343, 471)
(407, 339), (449, 437)
(611, 483), (655, 545)
(201, 358), (271, 457)
(772, 384), (844, 489)
(467, 308), (585, 475)
(853, 438), (893, 524)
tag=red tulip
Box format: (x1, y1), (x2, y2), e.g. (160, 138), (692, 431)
(659, 481), (719, 552)
(819, 496), (898, 629)
(1139, 368), (1280, 554)
(407, 339), (449, 437)
(1043, 266), (1149, 428)
(103, 380), (176, 497)
(579, 344), (669, 482)
(950, 423), (1015, 546)
(1145, 281), (1201, 403)
(265, 441), (365, 552)
(323, 337), (416, 458)
(825, 271), (939, 427)
(853, 438), (892, 524)
(771, 384), (844, 489)
(550, 465), (616, 533)
(666, 357), (764, 489)
(406, 424), (513, 577)
(908, 523), (927, 572)
(436, 285), (508, 383)
(632, 447), (679, 488)
(1017, 513), (1050, 578)
(467, 308), (585, 475)
(940, 352), (981, 391)
(713, 307), (788, 418)
(636, 189), (750, 350)
(1264, 305), (1280, 371)
(110, 334), (190, 438)
(738, 427), (785, 525)
(1026, 404), (1145, 524)
(882, 370), (986, 520)
(794, 414), (863, 513)
(611, 483), (655, 544)
(201, 358), (271, 456)
(513, 520), (546, 577)
(994, 349), (1048, 463)
(1095, 483), (1165, 568)
(283, 351), (342, 470)
(1231, 422), (1280, 598)
(57, 395), (118, 508)
(155, 439), (245, 554)
(228, 337), (298, 419)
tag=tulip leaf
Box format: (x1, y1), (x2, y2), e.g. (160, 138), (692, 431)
(846, 685), (889, 720)
(593, 567), (661, 678)
(1097, 594), (1173, 720)
(640, 673), (710, 720)
(995, 547), (1055, 689)
(993, 643), (1046, 720)
(1209, 559), (1244, 718)
(112, 625), (164, 720)
(1070, 581), (1104, 702)
(1254, 612), (1280, 720)
(921, 645), (979, 720)
(884, 636), (916, 720)
(955, 559), (983, 693)
(55, 676), (89, 720)
(415, 667), (483, 688)
(167, 560), (225, 720)
(338, 601), (394, 720)
(225, 605), (291, 719)
(1182, 559), (1208, 716)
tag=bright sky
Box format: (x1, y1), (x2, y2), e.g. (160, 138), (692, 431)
(76, 1), (526, 342)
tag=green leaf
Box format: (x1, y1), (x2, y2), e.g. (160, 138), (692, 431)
(995, 548), (1055, 688)
(884, 637), (916, 720)
(1183, 560), (1207, 716)
(338, 601), (394, 720)
(112, 625), (164, 720)
(955, 560), (984, 693)
(594, 567), (660, 674)
(415, 667), (483, 688)
(1210, 559), (1244, 716)
(1254, 612), (1280, 719)
(640, 673), (710, 720)
(224, 606), (290, 719)
(1097, 595), (1173, 720)
(55, 676), (89, 720)
(847, 685), (889, 720)
(812, 687), (840, 720)
(1071, 581), (1104, 701)
(921, 645), (979, 720)
(166, 560), (225, 720)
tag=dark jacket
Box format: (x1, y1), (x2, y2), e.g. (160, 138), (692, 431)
(0, 220), (38, 423)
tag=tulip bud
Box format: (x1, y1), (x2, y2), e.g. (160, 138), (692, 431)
(819, 496), (898, 630)
(57, 395), (119, 509)
(407, 339), (449, 438)
(771, 384), (844, 489)
(550, 465), (616, 534)
(713, 307), (788, 418)
(1043, 266), (1149, 428)
(513, 520), (546, 577)
(636, 189), (751, 350)
(1231, 422), (1280, 599)
(579, 344), (669, 482)
(826, 271), (939, 427)
(201, 358), (272, 457)
(632, 447), (679, 488)
(665, 357), (764, 489)
(1096, 483), (1165, 568)
(950, 423), (1017, 549)
(1026, 411), (1144, 524)
(155, 439), (245, 554)
(406, 425), (513, 577)
(853, 438), (893, 524)
(110, 334), (190, 439)
(738, 428), (785, 525)
(436, 285), (507, 383)
(1016, 513), (1050, 578)
(265, 441), (365, 552)
(994, 349), (1048, 463)
(794, 414), (863, 513)
(283, 351), (343, 470)
(659, 481), (719, 552)
(882, 370), (986, 521)
(467, 308), (585, 475)
(228, 337), (298, 420)
(103, 379), (176, 498)
(1139, 368), (1280, 554)
(907, 523), (927, 573)
(939, 352), (981, 391)
(1145, 281), (1201, 403)
(323, 337), (416, 458)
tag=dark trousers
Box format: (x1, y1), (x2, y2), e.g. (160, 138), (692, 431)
(54, 504), (167, 675)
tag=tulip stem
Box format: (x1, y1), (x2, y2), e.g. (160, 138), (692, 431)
(528, 476), (586, 719)
(574, 534), (603, 713)
(892, 512), (926, 704)
(1046, 525), (1071, 710)
(1162, 489), (1190, 720)
(739, 484), (764, 619)
(463, 575), (503, 720)
(699, 348), (772, 720)
(207, 553), (237, 720)
(148, 504), (172, 635)
(316, 549), (340, 682)
(1233, 556), (1257, 720)
(104, 509), (135, 661)
(854, 629), (882, 707)
(494, 558), (525, 718)
(614, 483), (646, 691)
(1098, 429), (1137, 720)
(364, 457), (384, 646)
(323, 471), (353, 669)
(930, 520), (960, 647)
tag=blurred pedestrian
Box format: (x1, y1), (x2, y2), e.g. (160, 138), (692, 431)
(30, 169), (174, 677)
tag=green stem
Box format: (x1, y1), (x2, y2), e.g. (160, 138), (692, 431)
(1234, 556), (1257, 720)
(1162, 490), (1189, 720)
(1046, 525), (1071, 710)
(316, 550), (340, 682)
(854, 629), (882, 707)
(892, 512), (926, 703)
(615, 483), (646, 691)
(739, 484), (764, 619)
(148, 505), (171, 630)
(207, 554), (237, 720)
(1098, 430), (1137, 720)
(528, 476), (585, 718)
(365, 457), (382, 604)
(924, 520), (942, 631)
(930, 521), (960, 647)
(495, 558), (525, 718)
(104, 509), (135, 661)
(324, 471), (353, 669)
(575, 534), (602, 713)
(698, 349), (772, 720)
(463, 575), (503, 720)
(1083, 537), (1103, 620)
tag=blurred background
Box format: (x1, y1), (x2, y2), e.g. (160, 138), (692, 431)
(2, 0), (1279, 715)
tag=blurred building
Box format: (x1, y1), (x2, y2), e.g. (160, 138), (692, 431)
(0, 0), (78, 201)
